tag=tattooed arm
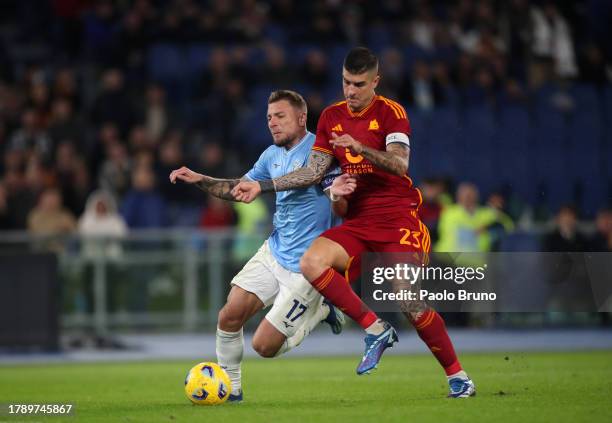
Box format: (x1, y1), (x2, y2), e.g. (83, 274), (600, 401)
(169, 166), (245, 201)
(271, 150), (334, 192)
(359, 143), (409, 176)
(231, 151), (334, 203)
(195, 175), (246, 201)
(329, 132), (409, 177)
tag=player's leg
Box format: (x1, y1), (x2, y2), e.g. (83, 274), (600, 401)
(300, 235), (381, 330)
(380, 220), (475, 397)
(252, 266), (343, 357)
(217, 242), (279, 401)
(300, 230), (398, 374)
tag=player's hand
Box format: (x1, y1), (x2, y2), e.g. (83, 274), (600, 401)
(330, 173), (357, 197)
(231, 181), (262, 203)
(169, 166), (205, 184)
(329, 132), (363, 155)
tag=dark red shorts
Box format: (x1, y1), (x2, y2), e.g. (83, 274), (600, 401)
(322, 210), (431, 283)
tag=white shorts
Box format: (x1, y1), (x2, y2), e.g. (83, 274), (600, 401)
(230, 241), (323, 337)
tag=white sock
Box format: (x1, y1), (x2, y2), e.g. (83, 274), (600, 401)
(216, 327), (244, 394)
(365, 319), (386, 335)
(447, 370), (468, 381)
(275, 301), (330, 357)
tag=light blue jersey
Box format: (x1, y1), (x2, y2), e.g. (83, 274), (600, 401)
(246, 131), (340, 273)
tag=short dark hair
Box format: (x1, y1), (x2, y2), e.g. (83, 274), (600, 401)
(343, 47), (378, 74)
(268, 90), (307, 113)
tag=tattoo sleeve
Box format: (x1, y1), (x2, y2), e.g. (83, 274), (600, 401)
(261, 150), (334, 192)
(196, 175), (246, 201)
(360, 142), (409, 176)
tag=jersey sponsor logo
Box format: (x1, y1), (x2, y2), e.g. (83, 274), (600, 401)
(331, 124), (343, 132)
(345, 148), (364, 164)
(368, 119), (379, 130)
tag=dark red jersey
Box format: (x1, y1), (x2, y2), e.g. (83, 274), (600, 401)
(313, 95), (422, 221)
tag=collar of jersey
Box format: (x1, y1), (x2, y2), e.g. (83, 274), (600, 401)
(284, 131), (313, 154)
(346, 95), (378, 118)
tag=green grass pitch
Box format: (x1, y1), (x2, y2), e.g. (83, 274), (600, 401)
(1, 351), (611, 423)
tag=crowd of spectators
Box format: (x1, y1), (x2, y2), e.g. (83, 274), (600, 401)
(0, 0), (610, 252)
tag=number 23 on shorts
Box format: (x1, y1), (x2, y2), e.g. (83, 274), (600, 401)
(399, 228), (423, 249)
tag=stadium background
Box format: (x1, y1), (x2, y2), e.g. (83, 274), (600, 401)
(0, 1), (611, 422)
(0, 0), (611, 373)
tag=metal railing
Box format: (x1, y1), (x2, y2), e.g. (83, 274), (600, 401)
(0, 229), (267, 334)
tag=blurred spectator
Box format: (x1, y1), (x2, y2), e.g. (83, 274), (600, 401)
(232, 198), (269, 262)
(435, 183), (513, 253)
(52, 68), (80, 106)
(403, 60), (445, 111)
(588, 208), (612, 252)
(579, 44), (608, 85)
(27, 187), (76, 249)
(90, 69), (136, 132)
(530, 2), (578, 79)
(543, 206), (589, 252)
(305, 92), (325, 133)
(0, 182), (10, 230)
(418, 178), (450, 245)
(99, 140), (131, 201)
(299, 49), (329, 90)
(55, 141), (92, 216)
(485, 192), (515, 251)
(78, 190), (128, 259)
(259, 43), (292, 87)
(142, 84), (174, 144)
(47, 98), (86, 149)
(8, 109), (53, 161)
(199, 194), (236, 229)
(120, 163), (167, 228)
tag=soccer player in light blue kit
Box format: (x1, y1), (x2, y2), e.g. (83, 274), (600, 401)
(170, 90), (352, 403)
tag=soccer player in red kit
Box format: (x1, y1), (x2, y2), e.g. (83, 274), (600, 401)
(232, 47), (475, 397)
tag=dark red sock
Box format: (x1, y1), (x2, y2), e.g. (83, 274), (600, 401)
(412, 309), (462, 376)
(311, 267), (378, 329)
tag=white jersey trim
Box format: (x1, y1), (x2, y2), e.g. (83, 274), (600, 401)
(386, 132), (410, 147)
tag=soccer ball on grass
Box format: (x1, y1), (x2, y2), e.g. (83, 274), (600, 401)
(184, 362), (232, 405)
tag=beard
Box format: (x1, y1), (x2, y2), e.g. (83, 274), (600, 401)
(273, 136), (292, 147)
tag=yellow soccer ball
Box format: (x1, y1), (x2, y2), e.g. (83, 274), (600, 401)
(184, 362), (232, 405)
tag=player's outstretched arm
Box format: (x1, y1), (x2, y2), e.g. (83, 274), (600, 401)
(231, 151), (334, 203)
(330, 132), (409, 177)
(169, 166), (244, 201)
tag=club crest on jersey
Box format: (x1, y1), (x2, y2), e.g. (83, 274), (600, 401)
(331, 124), (343, 132)
(292, 160), (302, 171)
(345, 148), (364, 164)
(368, 119), (379, 130)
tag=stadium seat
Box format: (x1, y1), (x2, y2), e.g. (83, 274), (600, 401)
(532, 105), (571, 212)
(605, 84), (612, 123)
(186, 44), (213, 77)
(365, 25), (393, 54)
(495, 106), (534, 202)
(569, 83), (601, 116)
(567, 110), (605, 215)
(147, 44), (184, 82)
(498, 232), (541, 252)
(424, 107), (461, 179)
(460, 106), (497, 195)
(406, 109), (429, 183)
